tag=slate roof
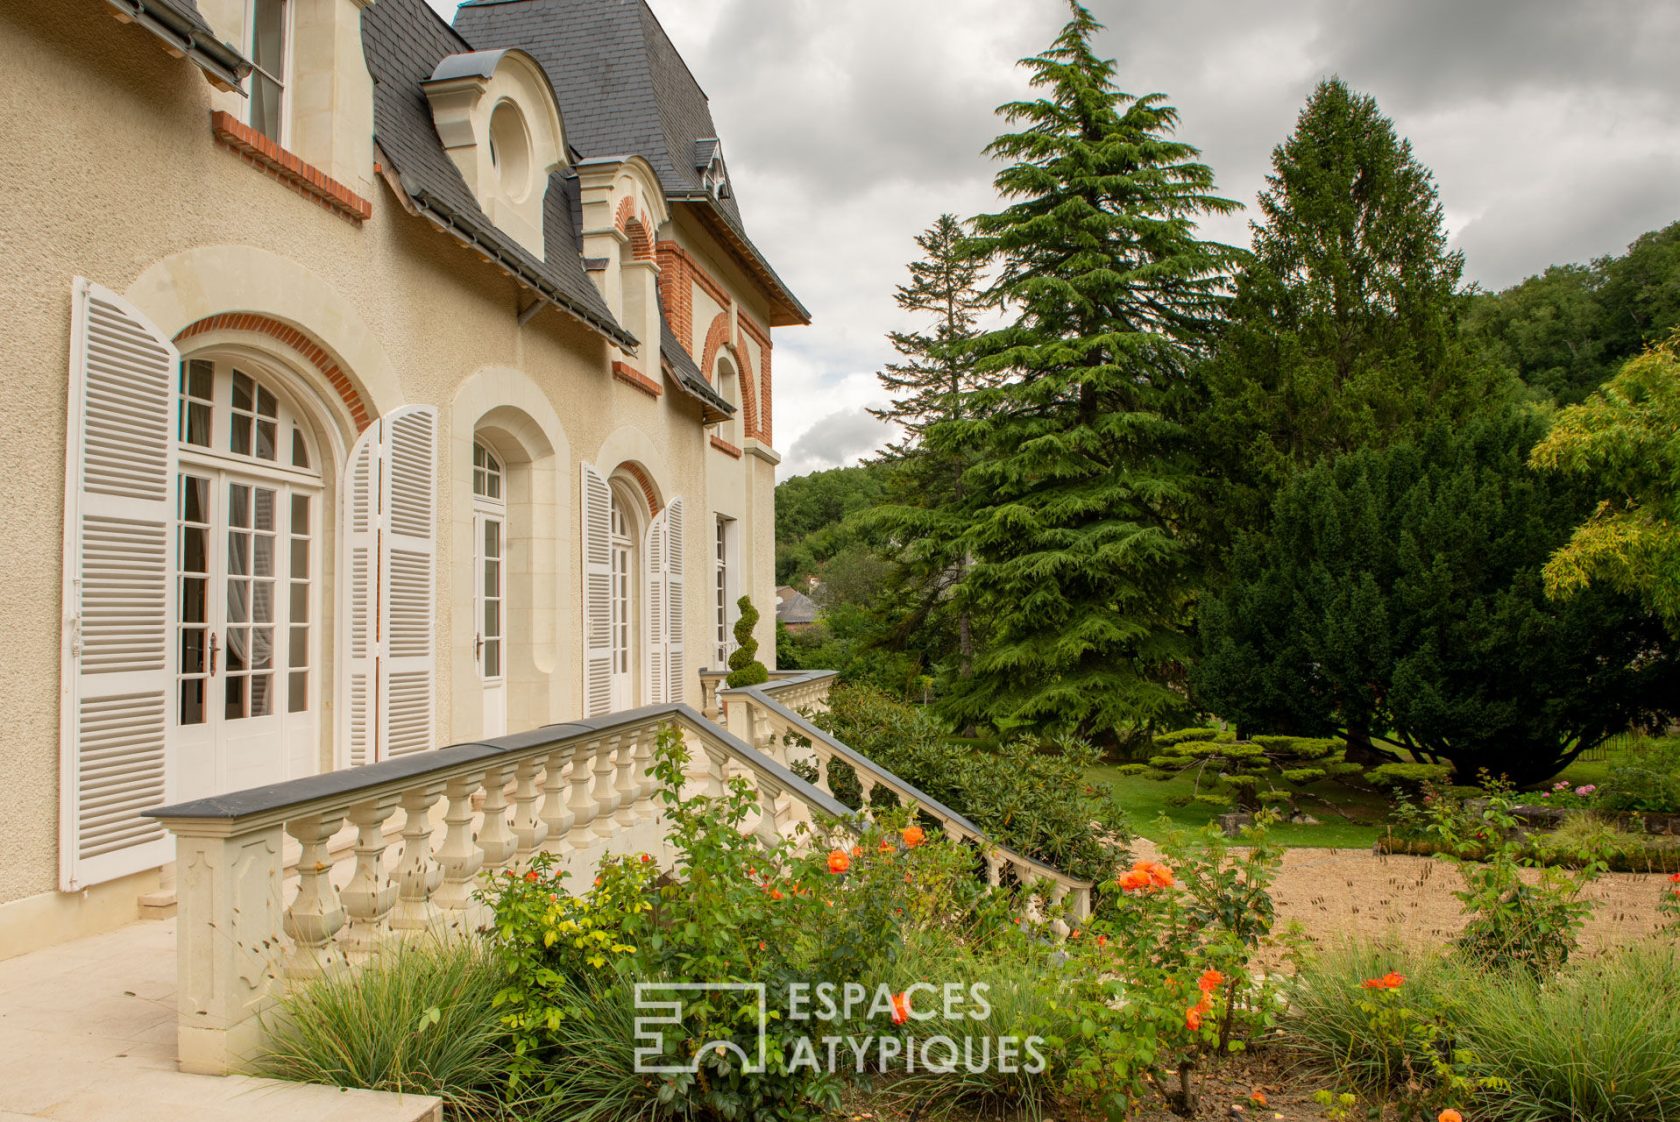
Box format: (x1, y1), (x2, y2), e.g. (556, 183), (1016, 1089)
(454, 0), (810, 326)
(661, 307), (731, 419)
(361, 0), (636, 349)
(103, 0), (249, 90)
(776, 586), (820, 626)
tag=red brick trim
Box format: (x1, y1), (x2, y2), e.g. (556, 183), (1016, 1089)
(656, 239), (732, 319)
(698, 313), (735, 385)
(737, 311), (773, 444)
(612, 360), (662, 399)
(174, 312), (372, 432)
(210, 111), (373, 224)
(620, 462), (662, 515)
(614, 196), (655, 261)
(655, 242), (693, 350)
(709, 434), (742, 459)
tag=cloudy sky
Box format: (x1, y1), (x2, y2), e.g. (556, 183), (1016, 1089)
(431, 0), (1680, 476)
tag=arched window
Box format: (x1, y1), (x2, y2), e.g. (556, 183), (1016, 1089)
(608, 482), (638, 711)
(472, 441), (507, 734)
(715, 355), (742, 447)
(173, 355), (324, 797)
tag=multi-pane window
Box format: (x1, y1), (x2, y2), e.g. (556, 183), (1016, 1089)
(178, 474), (212, 726)
(223, 481), (278, 719)
(714, 515), (735, 666)
(472, 442), (505, 683)
(248, 0), (288, 142)
(288, 494), (311, 712)
(472, 440), (502, 500)
(611, 501), (631, 677)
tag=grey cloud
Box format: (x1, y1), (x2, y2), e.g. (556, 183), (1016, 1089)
(783, 406), (892, 477)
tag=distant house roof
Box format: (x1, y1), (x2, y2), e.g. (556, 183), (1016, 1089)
(102, 0), (250, 91)
(776, 585), (819, 626)
(453, 0), (810, 327)
(360, 0), (636, 349)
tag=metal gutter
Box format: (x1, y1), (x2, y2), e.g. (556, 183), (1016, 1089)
(104, 0), (251, 93)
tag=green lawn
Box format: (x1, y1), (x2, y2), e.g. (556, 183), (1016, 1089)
(1087, 764), (1391, 849)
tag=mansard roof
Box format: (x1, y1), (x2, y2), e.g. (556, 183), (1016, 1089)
(454, 0), (811, 326)
(361, 0), (635, 349)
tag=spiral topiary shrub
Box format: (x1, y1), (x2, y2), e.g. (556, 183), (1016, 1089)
(726, 595), (770, 687)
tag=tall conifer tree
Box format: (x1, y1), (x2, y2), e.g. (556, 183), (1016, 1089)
(935, 2), (1243, 741)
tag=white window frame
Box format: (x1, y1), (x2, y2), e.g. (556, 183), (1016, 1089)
(714, 514), (738, 668)
(246, 0), (293, 145)
(471, 441), (507, 687)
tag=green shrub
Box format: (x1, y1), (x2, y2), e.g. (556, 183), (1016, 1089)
(726, 596), (770, 687)
(257, 939), (512, 1117)
(815, 685), (1130, 881)
(1368, 761), (1453, 797)
(1598, 736), (1680, 813)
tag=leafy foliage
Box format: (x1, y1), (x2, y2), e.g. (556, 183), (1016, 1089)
(815, 685), (1130, 882)
(1144, 727), (1355, 813)
(1530, 336), (1680, 635)
(774, 464), (888, 587)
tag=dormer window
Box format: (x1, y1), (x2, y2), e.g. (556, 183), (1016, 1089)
(694, 138), (730, 201)
(423, 49), (568, 259)
(248, 0), (289, 142)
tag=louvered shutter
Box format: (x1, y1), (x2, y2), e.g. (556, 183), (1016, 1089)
(664, 497), (686, 706)
(59, 279), (178, 891)
(338, 427), (378, 768)
(335, 405), (437, 765)
(380, 407), (437, 758)
(645, 511), (668, 704)
(581, 463), (613, 716)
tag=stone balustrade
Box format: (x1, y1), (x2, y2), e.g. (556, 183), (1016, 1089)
(145, 704), (848, 1077)
(722, 672), (1095, 933)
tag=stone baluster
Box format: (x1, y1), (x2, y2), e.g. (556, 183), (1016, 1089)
(984, 851), (1003, 887)
(632, 725), (659, 818)
(434, 771), (487, 922)
(754, 775), (786, 847)
(613, 730), (640, 829)
(1070, 884), (1093, 924)
(567, 740), (600, 841)
(591, 734), (624, 841)
(340, 796), (399, 962)
(390, 783), (444, 936)
(479, 763), (517, 873)
(513, 757), (549, 859)
(540, 747), (577, 858)
(283, 812), (347, 979)
(1049, 882), (1072, 937)
(700, 739), (729, 798)
(811, 746), (834, 796)
(858, 773), (878, 812)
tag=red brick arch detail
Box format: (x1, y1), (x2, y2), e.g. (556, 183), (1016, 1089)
(174, 312), (372, 432)
(700, 312), (757, 435)
(614, 196), (655, 261)
(618, 461), (662, 515)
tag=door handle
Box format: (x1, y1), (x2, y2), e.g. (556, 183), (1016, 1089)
(209, 632), (219, 677)
(474, 632), (483, 660)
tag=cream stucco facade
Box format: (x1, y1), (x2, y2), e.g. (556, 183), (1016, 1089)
(0, 0), (802, 958)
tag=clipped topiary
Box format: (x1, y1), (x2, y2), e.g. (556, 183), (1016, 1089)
(1145, 728), (1355, 813)
(726, 595), (770, 687)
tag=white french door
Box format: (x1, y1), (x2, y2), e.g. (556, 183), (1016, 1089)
(474, 510), (507, 737)
(609, 498), (634, 711)
(174, 467), (317, 798)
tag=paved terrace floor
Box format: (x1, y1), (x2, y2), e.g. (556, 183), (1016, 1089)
(0, 918), (440, 1122)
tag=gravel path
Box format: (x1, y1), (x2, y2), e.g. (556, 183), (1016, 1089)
(1131, 840), (1674, 957)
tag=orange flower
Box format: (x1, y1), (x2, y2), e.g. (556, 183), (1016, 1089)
(1136, 860), (1175, 888)
(1118, 869), (1152, 892)
(1191, 992), (1212, 1016)
(879, 838), (896, 853)
(1096, 934), (1109, 947)
(757, 940), (766, 951)
(639, 853), (651, 864)
(902, 825), (926, 848)
(827, 849), (851, 875)
(1198, 968), (1225, 993)
(1250, 1090), (1268, 1107)
(851, 844), (865, 858)
(1438, 1111), (1463, 1122)
(1185, 1007), (1202, 1031)
(768, 888), (784, 901)
(1070, 929), (1081, 939)
(890, 991), (911, 1025)
(593, 875), (602, 887)
(1669, 871), (1680, 883)
(525, 870), (540, 883)
(1361, 972), (1405, 990)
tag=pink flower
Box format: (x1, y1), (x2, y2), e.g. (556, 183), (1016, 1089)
(1575, 785), (1596, 797)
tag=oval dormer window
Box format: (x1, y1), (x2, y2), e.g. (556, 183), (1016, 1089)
(489, 100), (533, 204)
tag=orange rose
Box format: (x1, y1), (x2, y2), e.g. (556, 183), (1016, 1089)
(768, 888), (784, 901)
(1136, 860), (1175, 888)
(1251, 1090), (1268, 1107)
(1361, 972), (1405, 990)
(524, 870), (540, 883)
(827, 849), (851, 875)
(890, 991), (911, 1025)
(1669, 871), (1680, 883)
(1438, 1111), (1463, 1122)
(1198, 968), (1225, 993)
(851, 845), (865, 858)
(902, 825), (926, 848)
(1118, 869), (1152, 892)
(1185, 1006), (1202, 1031)
(1096, 934), (1109, 947)
(879, 838), (896, 853)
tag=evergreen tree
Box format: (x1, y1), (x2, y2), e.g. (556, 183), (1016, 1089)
(935, 2), (1244, 742)
(858, 215), (993, 681)
(1195, 408), (1680, 784)
(1197, 78), (1508, 547)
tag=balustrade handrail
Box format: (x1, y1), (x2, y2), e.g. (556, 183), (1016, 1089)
(147, 703), (851, 832)
(722, 678), (1095, 896)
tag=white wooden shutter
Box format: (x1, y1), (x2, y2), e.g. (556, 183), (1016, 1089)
(645, 511), (668, 704)
(581, 462), (613, 716)
(59, 279), (178, 891)
(338, 427), (379, 768)
(336, 405), (437, 765)
(381, 407), (437, 757)
(664, 497), (686, 706)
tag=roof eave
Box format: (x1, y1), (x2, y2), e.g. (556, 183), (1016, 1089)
(398, 177), (640, 351)
(670, 195), (812, 328)
(104, 0), (252, 92)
